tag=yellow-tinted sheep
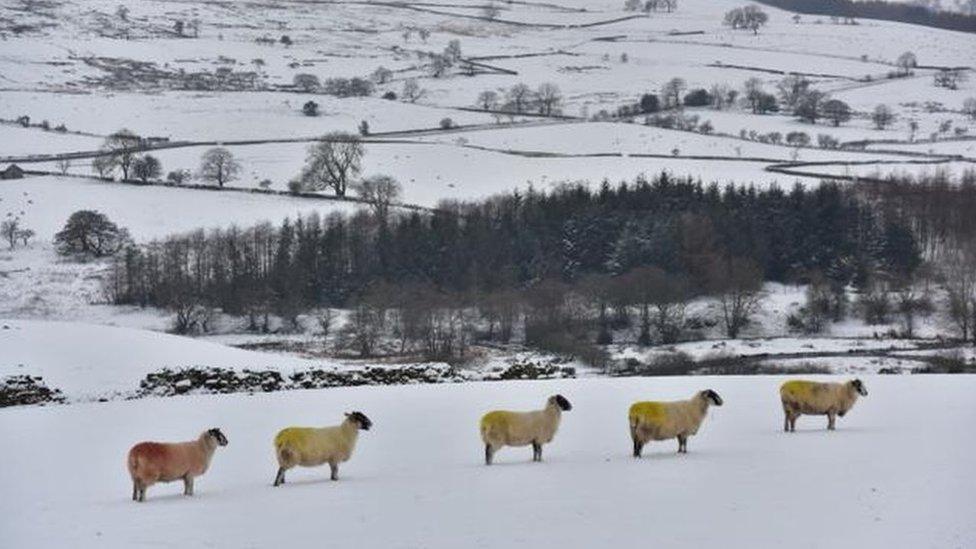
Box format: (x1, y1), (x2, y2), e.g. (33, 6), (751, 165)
(780, 379), (867, 432)
(272, 411), (372, 486)
(629, 390), (723, 457)
(480, 394), (572, 465)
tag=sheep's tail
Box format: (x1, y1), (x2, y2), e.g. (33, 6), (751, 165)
(274, 432), (297, 466)
(127, 452), (140, 478)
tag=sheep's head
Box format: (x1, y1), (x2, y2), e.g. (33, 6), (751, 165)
(207, 428), (229, 446)
(346, 411), (373, 431)
(850, 379), (868, 397)
(550, 394), (572, 411)
(702, 389), (723, 406)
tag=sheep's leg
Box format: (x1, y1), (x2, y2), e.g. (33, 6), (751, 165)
(273, 467), (286, 487)
(532, 441), (542, 462)
(137, 484), (146, 502)
(183, 475), (194, 496)
(632, 437), (644, 458)
(485, 444), (495, 466)
(131, 482), (138, 501)
(677, 434), (688, 453)
(827, 412), (836, 431)
(789, 413), (798, 432)
(783, 412), (790, 433)
(329, 462), (339, 481)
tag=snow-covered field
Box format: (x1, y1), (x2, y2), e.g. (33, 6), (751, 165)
(1, 375), (974, 548)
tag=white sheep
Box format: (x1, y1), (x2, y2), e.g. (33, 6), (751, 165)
(780, 379), (868, 432)
(272, 411), (372, 486)
(629, 390), (723, 457)
(479, 394), (572, 465)
(127, 428), (229, 502)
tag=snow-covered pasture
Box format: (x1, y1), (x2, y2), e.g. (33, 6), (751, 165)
(0, 375), (973, 548)
(0, 175), (356, 242)
(0, 319), (323, 401)
(0, 91), (504, 143)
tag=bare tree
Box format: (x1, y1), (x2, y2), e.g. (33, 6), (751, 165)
(299, 132), (364, 197)
(131, 154), (162, 183)
(402, 78), (425, 103)
(964, 97), (976, 121)
(444, 39), (462, 62)
(101, 129), (142, 180)
(776, 74), (810, 110)
(56, 158), (71, 175)
(477, 90), (499, 110)
(371, 66), (393, 84)
(92, 154), (115, 178)
(354, 174), (402, 222)
(1, 218), (20, 250)
(507, 83), (533, 113)
(199, 147), (241, 187)
(536, 82), (562, 116)
(945, 250), (976, 343)
(896, 51), (917, 76)
(708, 257), (763, 339)
(872, 104), (896, 130)
(662, 77), (686, 108)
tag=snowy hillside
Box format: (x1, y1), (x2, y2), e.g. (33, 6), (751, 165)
(1, 375), (974, 548)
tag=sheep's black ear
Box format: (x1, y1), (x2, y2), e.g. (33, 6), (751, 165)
(555, 394), (572, 411)
(706, 390), (723, 406)
(351, 411), (372, 430)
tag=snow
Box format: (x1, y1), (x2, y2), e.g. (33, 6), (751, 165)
(0, 175), (356, 241)
(1, 375), (974, 548)
(0, 319), (324, 400)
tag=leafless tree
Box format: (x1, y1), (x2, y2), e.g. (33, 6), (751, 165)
(402, 78), (425, 103)
(945, 250), (976, 343)
(354, 174), (402, 222)
(477, 90), (499, 110)
(707, 257), (763, 338)
(536, 82), (562, 116)
(101, 129), (142, 180)
(896, 51), (917, 75)
(299, 132), (364, 197)
(507, 83), (533, 113)
(199, 147), (241, 187)
(872, 104), (896, 130)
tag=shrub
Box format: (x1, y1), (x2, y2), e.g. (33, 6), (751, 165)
(639, 93), (660, 113)
(683, 88), (713, 107)
(302, 101), (319, 117)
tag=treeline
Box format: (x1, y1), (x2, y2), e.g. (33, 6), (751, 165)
(754, 0), (976, 34)
(105, 175), (923, 355)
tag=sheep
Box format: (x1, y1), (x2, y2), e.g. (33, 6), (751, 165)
(629, 390), (723, 457)
(780, 378), (868, 432)
(127, 428), (229, 502)
(479, 394), (572, 465)
(272, 411), (372, 486)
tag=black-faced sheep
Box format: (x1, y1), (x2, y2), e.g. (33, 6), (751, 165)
(479, 394), (572, 465)
(629, 390), (723, 457)
(780, 379), (867, 432)
(127, 428), (229, 502)
(273, 411), (372, 486)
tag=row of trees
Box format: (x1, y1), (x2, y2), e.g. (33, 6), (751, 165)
(751, 0), (976, 33)
(105, 175), (922, 347)
(91, 129), (242, 187)
(475, 82), (564, 116)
